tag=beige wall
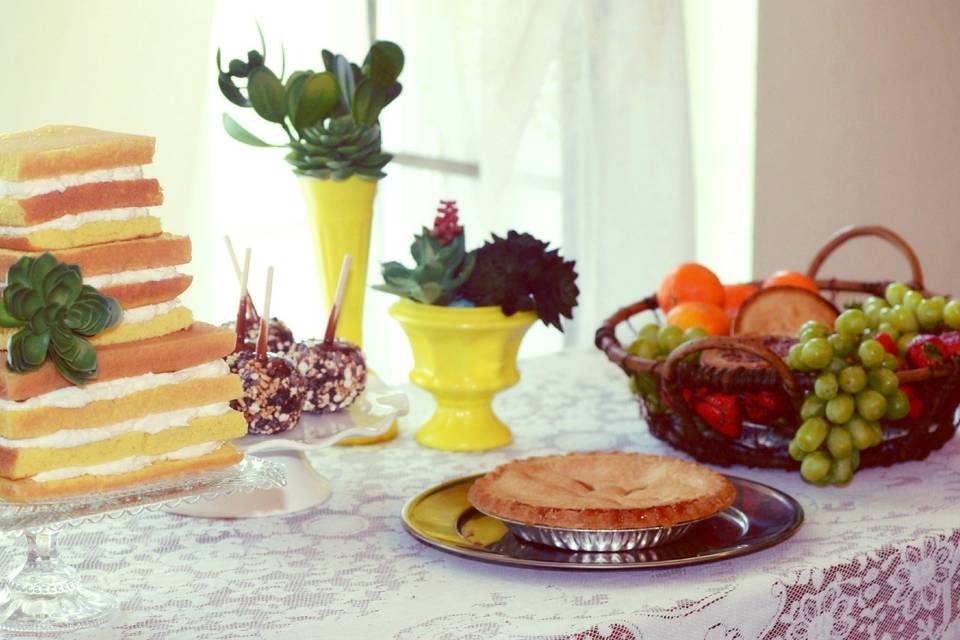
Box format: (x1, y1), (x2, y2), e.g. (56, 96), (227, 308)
(754, 1), (960, 293)
(0, 0), (216, 311)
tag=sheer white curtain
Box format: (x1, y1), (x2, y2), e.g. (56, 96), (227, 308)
(204, 0), (696, 384)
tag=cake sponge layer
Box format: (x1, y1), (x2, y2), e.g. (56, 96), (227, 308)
(0, 233), (191, 278)
(102, 275), (193, 309)
(0, 410), (246, 479)
(0, 323), (236, 401)
(0, 373), (242, 439)
(0, 443), (241, 502)
(0, 305), (193, 349)
(0, 179), (163, 226)
(0, 215), (162, 251)
(0, 125), (155, 181)
(92, 306), (194, 346)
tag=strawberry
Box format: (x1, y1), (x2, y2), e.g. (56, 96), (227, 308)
(940, 331), (960, 357)
(876, 332), (898, 356)
(693, 392), (741, 438)
(902, 385), (925, 420)
(905, 335), (947, 369)
(743, 390), (781, 422)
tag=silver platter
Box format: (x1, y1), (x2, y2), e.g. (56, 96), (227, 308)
(401, 474), (802, 570)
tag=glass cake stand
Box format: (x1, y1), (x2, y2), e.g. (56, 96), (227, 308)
(0, 457), (285, 634)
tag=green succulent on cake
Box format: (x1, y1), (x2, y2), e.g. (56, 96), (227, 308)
(216, 26), (403, 180)
(0, 254), (122, 385)
(375, 201), (580, 330)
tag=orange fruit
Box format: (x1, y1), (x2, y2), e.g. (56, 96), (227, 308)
(763, 270), (819, 294)
(666, 302), (731, 336)
(723, 283), (760, 319)
(657, 263), (725, 312)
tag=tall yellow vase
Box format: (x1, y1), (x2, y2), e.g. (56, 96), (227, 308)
(298, 175), (396, 444)
(389, 299), (536, 451)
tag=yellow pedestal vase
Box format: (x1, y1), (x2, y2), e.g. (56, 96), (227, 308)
(389, 299), (537, 451)
(299, 175), (396, 444)
(298, 175), (376, 347)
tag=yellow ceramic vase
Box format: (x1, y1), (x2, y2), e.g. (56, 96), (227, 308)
(389, 299), (537, 451)
(298, 175), (396, 444)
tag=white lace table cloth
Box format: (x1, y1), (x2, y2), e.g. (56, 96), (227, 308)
(5, 349), (960, 640)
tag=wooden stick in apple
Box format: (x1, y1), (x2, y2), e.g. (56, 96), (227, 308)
(225, 235), (260, 322)
(324, 254), (353, 345)
(234, 248), (251, 351)
(256, 266), (274, 364)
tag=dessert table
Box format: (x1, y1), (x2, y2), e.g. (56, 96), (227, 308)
(5, 348), (960, 639)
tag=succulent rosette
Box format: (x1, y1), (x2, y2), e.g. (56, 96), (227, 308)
(0, 254), (122, 385)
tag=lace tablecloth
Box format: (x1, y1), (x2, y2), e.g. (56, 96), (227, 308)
(7, 349), (960, 640)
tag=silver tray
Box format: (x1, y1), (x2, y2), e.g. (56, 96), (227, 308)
(401, 474), (803, 569)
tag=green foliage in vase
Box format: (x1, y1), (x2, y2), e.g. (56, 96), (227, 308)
(216, 26), (403, 180)
(460, 231), (579, 330)
(373, 228), (475, 305)
(0, 254), (122, 385)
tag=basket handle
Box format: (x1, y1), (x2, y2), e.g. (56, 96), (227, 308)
(806, 225), (924, 290)
(661, 337), (801, 420)
(595, 296), (661, 375)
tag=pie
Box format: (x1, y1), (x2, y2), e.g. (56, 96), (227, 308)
(467, 451), (736, 529)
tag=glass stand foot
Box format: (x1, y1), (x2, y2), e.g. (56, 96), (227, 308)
(0, 531), (118, 633)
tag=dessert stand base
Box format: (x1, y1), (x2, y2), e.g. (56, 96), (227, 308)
(169, 451), (332, 518)
(0, 457), (285, 633)
(0, 531), (118, 633)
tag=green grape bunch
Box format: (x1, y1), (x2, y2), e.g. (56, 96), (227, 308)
(626, 323), (707, 413)
(787, 280), (960, 487)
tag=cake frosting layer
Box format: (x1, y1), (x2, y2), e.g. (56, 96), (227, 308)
(0, 207), (150, 236)
(0, 265), (182, 288)
(31, 441), (225, 482)
(0, 402), (232, 449)
(0, 410), (245, 479)
(84, 266), (182, 288)
(0, 234), (191, 277)
(0, 166), (144, 197)
(0, 360), (228, 412)
(0, 125), (155, 182)
(0, 443), (242, 502)
(0, 323), (236, 402)
(0, 214), (161, 251)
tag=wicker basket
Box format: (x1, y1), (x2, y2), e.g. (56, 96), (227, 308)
(595, 225), (960, 469)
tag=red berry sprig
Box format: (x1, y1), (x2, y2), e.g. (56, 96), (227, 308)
(432, 200), (463, 246)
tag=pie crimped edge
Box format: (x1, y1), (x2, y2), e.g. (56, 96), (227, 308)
(467, 451), (737, 530)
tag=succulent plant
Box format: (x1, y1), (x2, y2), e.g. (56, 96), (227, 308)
(0, 254), (122, 385)
(288, 116), (392, 180)
(374, 226), (475, 305)
(460, 231), (579, 330)
(216, 27), (403, 181)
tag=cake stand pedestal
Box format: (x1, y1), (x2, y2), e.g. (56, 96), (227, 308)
(170, 373), (408, 518)
(0, 457), (285, 634)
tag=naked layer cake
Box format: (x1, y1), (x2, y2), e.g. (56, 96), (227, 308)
(0, 125), (245, 502)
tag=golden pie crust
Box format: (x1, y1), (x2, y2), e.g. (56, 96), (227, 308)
(467, 452), (736, 529)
